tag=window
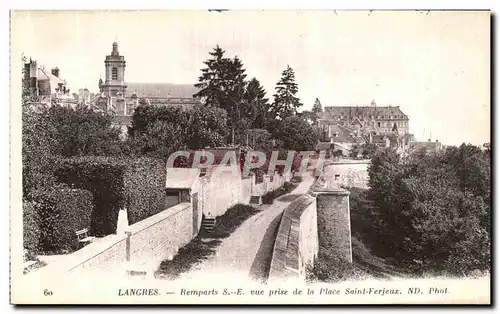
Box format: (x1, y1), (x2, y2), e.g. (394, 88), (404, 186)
(112, 67), (118, 80)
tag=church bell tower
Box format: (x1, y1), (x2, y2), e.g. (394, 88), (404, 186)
(100, 42), (127, 97)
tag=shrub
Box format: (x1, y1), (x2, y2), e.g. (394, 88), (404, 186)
(55, 156), (168, 234)
(308, 250), (354, 282)
(124, 158), (167, 225)
(31, 185), (93, 253)
(261, 182), (298, 204)
(23, 201), (40, 258)
(55, 157), (126, 236)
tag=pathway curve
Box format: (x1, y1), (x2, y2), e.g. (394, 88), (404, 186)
(179, 173), (315, 282)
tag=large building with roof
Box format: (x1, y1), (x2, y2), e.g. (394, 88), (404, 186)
(316, 100), (414, 156)
(90, 42), (202, 133)
(24, 59), (76, 106)
(318, 100), (410, 135)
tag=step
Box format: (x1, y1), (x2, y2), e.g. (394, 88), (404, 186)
(249, 195), (262, 205)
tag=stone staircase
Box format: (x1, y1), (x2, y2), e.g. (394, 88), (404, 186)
(201, 216), (216, 233)
(249, 195), (262, 205)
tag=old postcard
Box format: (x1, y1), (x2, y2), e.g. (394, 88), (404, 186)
(10, 10), (491, 305)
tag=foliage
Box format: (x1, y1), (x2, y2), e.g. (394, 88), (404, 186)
(311, 98), (323, 117)
(238, 129), (275, 151)
(55, 156), (168, 234)
(128, 104), (227, 155)
(242, 78), (271, 129)
(31, 185), (93, 253)
(124, 158), (167, 225)
(128, 104), (190, 137)
(332, 149), (344, 158)
(307, 250), (355, 283)
(157, 203), (258, 280)
(55, 157), (126, 236)
(44, 105), (124, 157)
(127, 120), (186, 160)
(193, 45), (247, 135)
(270, 65), (303, 120)
(206, 204), (260, 238)
(350, 143), (378, 159)
(22, 62), (57, 198)
(261, 182), (298, 204)
(23, 201), (40, 257)
(272, 115), (318, 151)
(186, 106), (228, 149)
(365, 144), (491, 276)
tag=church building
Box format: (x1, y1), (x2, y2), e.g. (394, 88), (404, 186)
(92, 42), (202, 133)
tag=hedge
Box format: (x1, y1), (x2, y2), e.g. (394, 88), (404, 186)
(23, 201), (40, 258)
(124, 158), (167, 225)
(55, 156), (167, 235)
(31, 184), (93, 252)
(55, 157), (126, 236)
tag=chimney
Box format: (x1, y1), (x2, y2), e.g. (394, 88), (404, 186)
(29, 60), (38, 95)
(51, 67), (60, 77)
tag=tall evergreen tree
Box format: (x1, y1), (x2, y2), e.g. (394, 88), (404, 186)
(242, 77), (270, 129)
(312, 98), (323, 117)
(193, 45), (248, 143)
(270, 65), (303, 120)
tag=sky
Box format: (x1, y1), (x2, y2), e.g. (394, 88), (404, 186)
(11, 10), (490, 146)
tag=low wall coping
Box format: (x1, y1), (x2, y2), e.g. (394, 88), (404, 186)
(310, 187), (350, 196)
(53, 202), (192, 273)
(127, 202), (191, 235)
(269, 194), (315, 280)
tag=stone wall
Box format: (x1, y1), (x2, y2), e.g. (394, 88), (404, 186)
(58, 203), (194, 274)
(268, 194), (318, 281)
(313, 180), (353, 263)
(241, 176), (252, 204)
(324, 160), (369, 189)
(199, 166), (244, 217)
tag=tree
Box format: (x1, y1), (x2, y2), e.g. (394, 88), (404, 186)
(273, 115), (318, 151)
(332, 149), (344, 159)
(22, 68), (57, 198)
(270, 65), (303, 120)
(186, 106), (228, 149)
(44, 105), (124, 157)
(129, 104), (190, 138)
(128, 120), (185, 160)
(311, 98), (323, 124)
(193, 45), (248, 142)
(366, 145), (491, 275)
(241, 77), (270, 129)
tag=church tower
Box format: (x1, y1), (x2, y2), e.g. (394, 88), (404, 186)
(100, 42), (127, 97)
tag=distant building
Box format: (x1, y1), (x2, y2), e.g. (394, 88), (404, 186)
(318, 100), (410, 135)
(92, 42), (202, 133)
(316, 100), (414, 157)
(24, 59), (75, 106)
(409, 139), (443, 154)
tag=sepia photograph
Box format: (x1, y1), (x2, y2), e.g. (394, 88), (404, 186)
(9, 9), (491, 305)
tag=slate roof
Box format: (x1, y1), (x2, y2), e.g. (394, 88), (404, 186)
(323, 105), (408, 120)
(328, 124), (365, 143)
(126, 83), (200, 99)
(36, 68), (66, 93)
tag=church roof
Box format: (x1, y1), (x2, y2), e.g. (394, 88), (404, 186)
(323, 105), (408, 120)
(126, 82), (200, 99)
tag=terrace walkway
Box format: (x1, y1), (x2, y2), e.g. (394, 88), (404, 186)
(179, 173), (316, 282)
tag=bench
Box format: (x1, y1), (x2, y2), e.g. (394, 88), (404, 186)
(75, 228), (94, 247)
